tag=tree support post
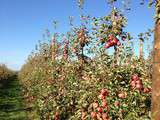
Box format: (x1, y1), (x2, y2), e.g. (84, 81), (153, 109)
(152, 19), (160, 120)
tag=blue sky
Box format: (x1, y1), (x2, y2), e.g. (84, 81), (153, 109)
(0, 0), (155, 70)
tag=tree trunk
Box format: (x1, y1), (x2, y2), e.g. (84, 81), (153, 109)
(127, 39), (132, 64)
(151, 19), (160, 120)
(51, 33), (56, 61)
(139, 39), (143, 60)
(113, 46), (118, 66)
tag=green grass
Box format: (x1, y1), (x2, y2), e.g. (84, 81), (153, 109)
(0, 76), (28, 120)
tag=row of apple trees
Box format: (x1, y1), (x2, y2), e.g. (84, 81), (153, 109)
(0, 64), (16, 87)
(19, 8), (152, 120)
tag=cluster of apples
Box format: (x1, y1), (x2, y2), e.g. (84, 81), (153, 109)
(77, 28), (87, 48)
(130, 74), (152, 94)
(130, 74), (143, 91)
(63, 41), (69, 60)
(104, 34), (121, 49)
(72, 47), (78, 54)
(90, 89), (111, 120)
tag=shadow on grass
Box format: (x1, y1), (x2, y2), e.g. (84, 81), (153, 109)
(0, 75), (28, 120)
(0, 104), (16, 111)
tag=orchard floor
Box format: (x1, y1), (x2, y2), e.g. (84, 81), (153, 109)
(0, 76), (28, 120)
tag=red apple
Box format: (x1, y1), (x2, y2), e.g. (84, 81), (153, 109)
(131, 74), (139, 81)
(102, 99), (107, 107)
(98, 94), (105, 100)
(112, 38), (118, 44)
(109, 40), (115, 46)
(122, 36), (126, 41)
(136, 84), (142, 90)
(144, 87), (151, 93)
(108, 34), (114, 40)
(117, 41), (121, 46)
(102, 113), (109, 120)
(54, 112), (59, 120)
(118, 92), (126, 99)
(81, 111), (86, 120)
(100, 89), (108, 96)
(135, 79), (142, 84)
(97, 107), (103, 113)
(93, 101), (99, 108)
(130, 80), (136, 88)
(72, 48), (77, 53)
(114, 101), (120, 107)
(91, 111), (97, 119)
(104, 42), (110, 48)
(55, 112), (58, 117)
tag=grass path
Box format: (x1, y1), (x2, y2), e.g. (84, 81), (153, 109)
(0, 76), (28, 120)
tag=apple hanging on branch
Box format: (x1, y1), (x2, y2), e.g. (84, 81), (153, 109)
(93, 8), (129, 49)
